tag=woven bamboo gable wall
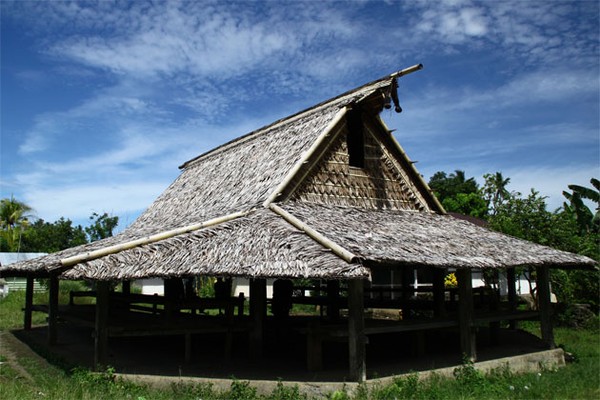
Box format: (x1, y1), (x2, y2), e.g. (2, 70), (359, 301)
(290, 115), (430, 211)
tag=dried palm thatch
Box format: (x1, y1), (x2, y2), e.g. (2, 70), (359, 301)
(0, 72), (393, 280)
(124, 80), (393, 237)
(62, 209), (368, 281)
(280, 201), (596, 269)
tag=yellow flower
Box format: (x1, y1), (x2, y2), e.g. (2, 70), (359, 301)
(444, 272), (457, 288)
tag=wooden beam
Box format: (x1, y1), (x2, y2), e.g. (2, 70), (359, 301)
(48, 273), (59, 345)
(536, 266), (555, 349)
(94, 281), (110, 369)
(24, 276), (34, 330)
(457, 269), (476, 362)
(348, 279), (366, 382)
(249, 278), (266, 360)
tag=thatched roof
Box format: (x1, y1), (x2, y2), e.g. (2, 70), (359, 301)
(1, 67), (596, 281)
(279, 202), (595, 269)
(62, 209), (368, 281)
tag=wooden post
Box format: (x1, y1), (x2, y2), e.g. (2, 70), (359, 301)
(506, 268), (518, 329)
(457, 269), (476, 362)
(432, 268), (446, 317)
(536, 266), (555, 349)
(94, 281), (110, 369)
(326, 280), (341, 321)
(48, 273), (59, 345)
(24, 276), (34, 330)
(249, 278), (266, 359)
(306, 321), (323, 371)
(348, 279), (366, 382)
(122, 280), (131, 295)
(401, 266), (413, 318)
(184, 333), (192, 363)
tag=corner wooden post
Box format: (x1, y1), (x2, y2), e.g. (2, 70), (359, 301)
(536, 266), (555, 349)
(48, 273), (59, 345)
(94, 280), (110, 369)
(249, 278), (266, 359)
(506, 268), (518, 329)
(457, 269), (476, 362)
(348, 279), (366, 382)
(24, 276), (34, 330)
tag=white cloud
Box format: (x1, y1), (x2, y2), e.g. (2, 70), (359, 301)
(486, 164), (600, 211)
(24, 181), (169, 224)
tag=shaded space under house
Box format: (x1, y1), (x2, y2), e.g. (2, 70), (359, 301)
(1, 64), (596, 383)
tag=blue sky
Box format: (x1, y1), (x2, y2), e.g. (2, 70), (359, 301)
(1, 0), (598, 230)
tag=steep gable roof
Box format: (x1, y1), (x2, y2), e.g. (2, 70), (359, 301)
(124, 72), (410, 237)
(1, 66), (596, 280)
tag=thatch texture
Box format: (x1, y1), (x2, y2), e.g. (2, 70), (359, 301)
(124, 80), (392, 237)
(62, 209), (368, 281)
(0, 75), (392, 279)
(280, 201), (596, 269)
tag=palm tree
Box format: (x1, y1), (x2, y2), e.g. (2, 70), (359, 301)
(0, 196), (35, 251)
(483, 172), (511, 215)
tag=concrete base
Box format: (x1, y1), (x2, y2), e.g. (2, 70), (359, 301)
(117, 348), (565, 398)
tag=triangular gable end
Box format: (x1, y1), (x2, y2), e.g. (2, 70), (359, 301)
(270, 98), (444, 212)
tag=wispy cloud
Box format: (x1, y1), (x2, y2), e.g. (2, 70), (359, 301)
(2, 0), (597, 227)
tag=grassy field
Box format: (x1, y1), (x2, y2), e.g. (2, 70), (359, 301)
(0, 289), (598, 399)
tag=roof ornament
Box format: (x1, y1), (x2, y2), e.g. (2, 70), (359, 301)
(384, 63), (424, 114)
(386, 77), (402, 113)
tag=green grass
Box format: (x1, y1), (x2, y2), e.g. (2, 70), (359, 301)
(1, 289), (598, 399)
(0, 281), (91, 330)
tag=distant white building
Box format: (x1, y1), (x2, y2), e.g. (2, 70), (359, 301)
(0, 253), (47, 292)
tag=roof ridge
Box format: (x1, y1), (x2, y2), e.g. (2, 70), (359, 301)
(178, 71), (402, 170)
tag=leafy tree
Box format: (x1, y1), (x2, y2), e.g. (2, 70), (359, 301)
(489, 187), (599, 312)
(429, 170), (486, 218)
(20, 218), (88, 253)
(85, 212), (119, 242)
(429, 170), (479, 200)
(563, 178), (599, 233)
(441, 192), (488, 219)
(0, 196), (35, 251)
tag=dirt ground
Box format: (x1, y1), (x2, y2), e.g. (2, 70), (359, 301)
(10, 321), (550, 383)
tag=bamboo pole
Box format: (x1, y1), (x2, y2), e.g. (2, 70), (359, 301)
(390, 63), (424, 79)
(263, 107), (348, 206)
(268, 203), (357, 263)
(59, 210), (252, 268)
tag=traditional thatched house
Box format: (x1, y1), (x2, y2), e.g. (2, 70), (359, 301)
(1, 65), (595, 382)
